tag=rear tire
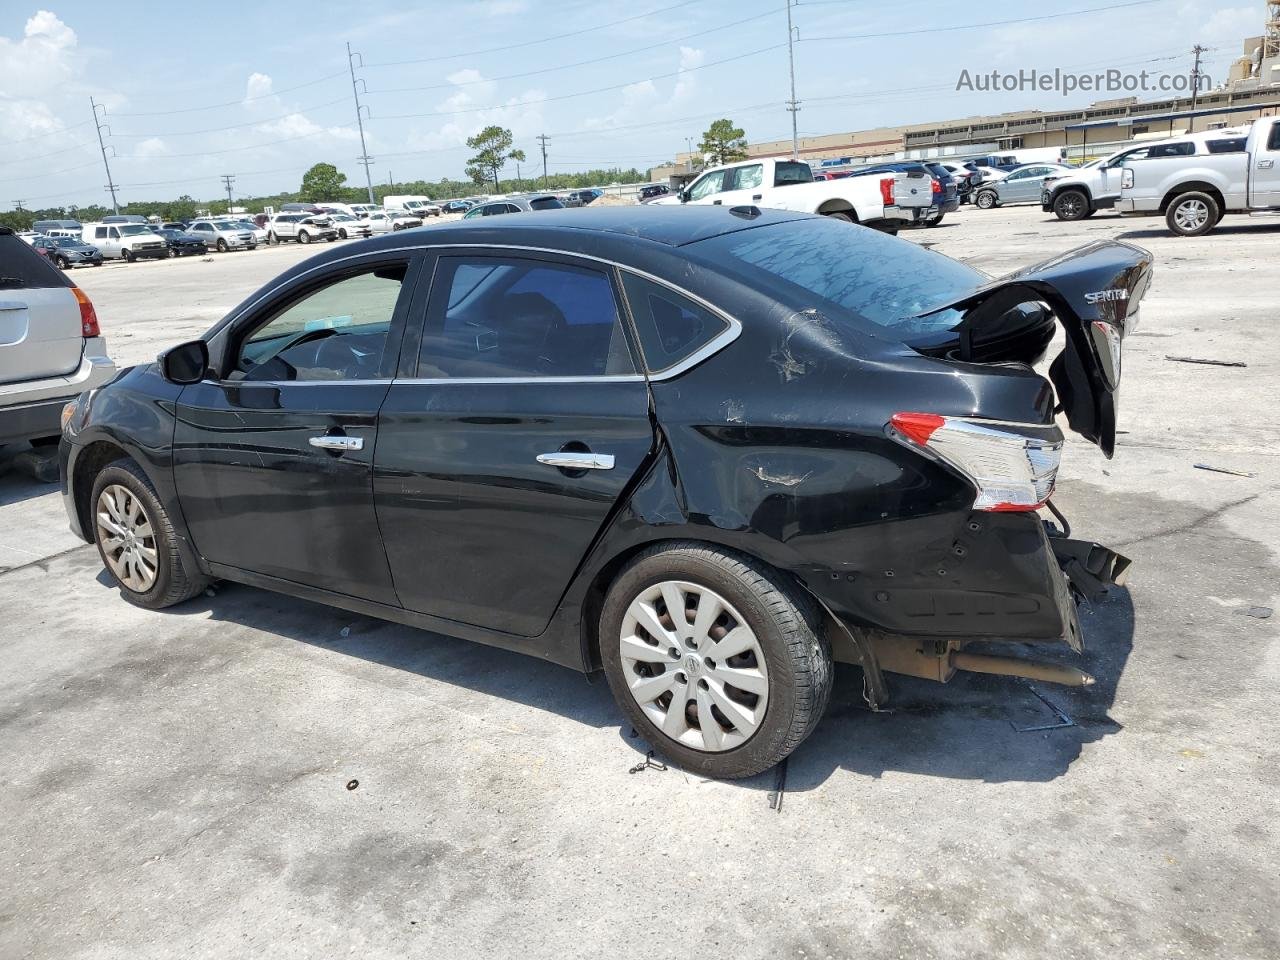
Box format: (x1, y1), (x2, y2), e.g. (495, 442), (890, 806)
(1053, 189), (1089, 221)
(925, 214), (945, 227)
(824, 211), (855, 223)
(90, 459), (209, 610)
(599, 543), (832, 780)
(1165, 191), (1219, 237)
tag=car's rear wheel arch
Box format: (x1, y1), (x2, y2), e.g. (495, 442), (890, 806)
(1159, 181), (1224, 215)
(816, 199), (857, 221)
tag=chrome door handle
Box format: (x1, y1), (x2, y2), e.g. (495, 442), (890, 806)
(1259, 159), (1275, 169)
(536, 452), (615, 470)
(309, 435), (364, 452)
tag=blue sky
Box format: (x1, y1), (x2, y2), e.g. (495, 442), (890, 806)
(0, 0), (1262, 208)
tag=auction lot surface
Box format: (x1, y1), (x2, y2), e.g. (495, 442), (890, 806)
(2, 208), (1277, 959)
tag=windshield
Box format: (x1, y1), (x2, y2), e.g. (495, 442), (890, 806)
(690, 218), (984, 338)
(53, 236), (83, 247)
(118, 225), (154, 236)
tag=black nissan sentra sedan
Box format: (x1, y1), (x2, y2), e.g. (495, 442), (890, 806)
(59, 206), (1149, 779)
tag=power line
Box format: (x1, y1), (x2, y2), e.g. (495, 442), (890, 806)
(369, 9), (779, 95)
(802, 0), (1165, 43)
(110, 97), (349, 138)
(348, 42), (376, 205)
(363, 0), (701, 68)
(90, 97), (120, 215)
(109, 70), (351, 118)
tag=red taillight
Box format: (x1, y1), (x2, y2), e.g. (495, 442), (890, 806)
(72, 286), (99, 337)
(879, 177), (894, 205)
(931, 178), (942, 194)
(889, 412), (944, 446)
(889, 412), (1063, 512)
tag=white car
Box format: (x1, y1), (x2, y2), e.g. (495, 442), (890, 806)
(187, 220), (258, 252)
(327, 213), (372, 239)
(0, 226), (117, 453)
(385, 211), (423, 231)
(80, 223), (169, 262)
(233, 220), (269, 245)
(360, 211), (395, 235)
(267, 213), (339, 244)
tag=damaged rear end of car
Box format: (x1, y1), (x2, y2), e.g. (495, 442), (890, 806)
(680, 221), (1153, 703)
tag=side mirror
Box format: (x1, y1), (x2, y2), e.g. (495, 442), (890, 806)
(160, 339), (209, 385)
(679, 189), (691, 203)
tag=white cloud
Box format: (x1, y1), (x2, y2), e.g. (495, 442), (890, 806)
(0, 10), (84, 140)
(672, 46), (705, 104)
(244, 72), (274, 102)
(133, 137), (169, 158)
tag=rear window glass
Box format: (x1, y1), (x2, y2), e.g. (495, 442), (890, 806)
(773, 161), (813, 185)
(689, 218), (983, 338)
(0, 234), (73, 289)
(621, 274), (729, 373)
(529, 197), (563, 210)
(1206, 137), (1247, 154)
(1147, 142), (1195, 158)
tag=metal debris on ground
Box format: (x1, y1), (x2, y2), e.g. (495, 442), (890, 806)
(1235, 605), (1273, 619)
(1011, 681), (1076, 732)
(1193, 463), (1256, 478)
(346, 779), (359, 791)
(767, 757), (789, 812)
(627, 751), (667, 775)
(1164, 355), (1247, 367)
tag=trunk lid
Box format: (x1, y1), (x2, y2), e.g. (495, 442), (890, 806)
(0, 231), (82, 385)
(915, 240), (1153, 458)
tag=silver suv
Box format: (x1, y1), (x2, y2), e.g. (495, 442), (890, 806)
(187, 220), (258, 252)
(0, 227), (117, 453)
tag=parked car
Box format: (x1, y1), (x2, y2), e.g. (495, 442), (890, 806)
(101, 214), (150, 225)
(31, 219), (83, 239)
(638, 184), (672, 203)
(383, 195), (440, 218)
(383, 211), (424, 230)
(235, 220), (270, 245)
(267, 213), (339, 244)
(846, 161), (952, 226)
(280, 202), (327, 215)
(327, 213), (372, 239)
(0, 226), (116, 452)
(152, 228), (209, 257)
(655, 156), (933, 231)
(972, 164), (1075, 209)
(1113, 117), (1278, 235)
(563, 189), (604, 207)
(462, 195), (565, 218)
(440, 200), (474, 214)
(157, 221), (188, 231)
(81, 223), (169, 262)
(187, 220), (257, 252)
(31, 235), (103, 268)
(60, 206), (1148, 778)
(360, 211), (396, 235)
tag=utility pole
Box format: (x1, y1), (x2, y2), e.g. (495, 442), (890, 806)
(685, 136), (695, 173)
(387, 171), (394, 189)
(1187, 43), (1207, 131)
(348, 41), (376, 205)
(220, 174), (235, 211)
(12, 200), (26, 211)
(537, 133), (550, 186)
(784, 0), (800, 160)
(515, 157), (522, 183)
(90, 96), (119, 214)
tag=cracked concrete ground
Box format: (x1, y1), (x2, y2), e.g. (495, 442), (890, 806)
(1, 207), (1277, 959)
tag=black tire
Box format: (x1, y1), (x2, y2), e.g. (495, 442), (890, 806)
(298, 230), (311, 244)
(338, 228), (348, 239)
(925, 214), (945, 228)
(54, 255), (70, 269)
(1053, 189), (1090, 221)
(824, 211), (855, 224)
(216, 238), (228, 252)
(975, 189), (998, 209)
(1165, 191), (1219, 237)
(90, 458), (209, 610)
(268, 231), (278, 244)
(122, 249), (135, 263)
(599, 542), (833, 780)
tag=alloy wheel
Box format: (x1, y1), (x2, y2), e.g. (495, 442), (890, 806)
(95, 483), (159, 593)
(619, 580), (769, 752)
(1174, 199), (1209, 232)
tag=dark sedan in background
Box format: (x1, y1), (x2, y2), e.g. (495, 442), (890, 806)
(59, 207), (1147, 779)
(31, 235), (103, 268)
(151, 228), (209, 257)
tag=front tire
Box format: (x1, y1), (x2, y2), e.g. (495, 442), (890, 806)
(216, 238), (228, 252)
(298, 230), (311, 244)
(90, 459), (208, 610)
(975, 189), (998, 209)
(55, 255), (70, 269)
(339, 228), (348, 239)
(1165, 191), (1219, 236)
(600, 543), (832, 780)
(122, 249), (135, 263)
(1053, 189), (1089, 221)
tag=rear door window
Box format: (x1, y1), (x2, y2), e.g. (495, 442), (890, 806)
(731, 164), (764, 190)
(419, 256), (636, 379)
(0, 232), (73, 288)
(773, 161), (812, 185)
(1206, 138), (1247, 153)
(620, 274), (730, 374)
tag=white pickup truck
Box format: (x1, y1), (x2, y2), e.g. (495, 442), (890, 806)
(652, 157), (934, 232)
(1040, 128), (1249, 221)
(1115, 117), (1280, 236)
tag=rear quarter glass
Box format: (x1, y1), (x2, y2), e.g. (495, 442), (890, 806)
(0, 234), (75, 289)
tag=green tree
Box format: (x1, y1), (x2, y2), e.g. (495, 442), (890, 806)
(464, 126), (526, 190)
(698, 118), (748, 166)
(299, 162), (347, 202)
